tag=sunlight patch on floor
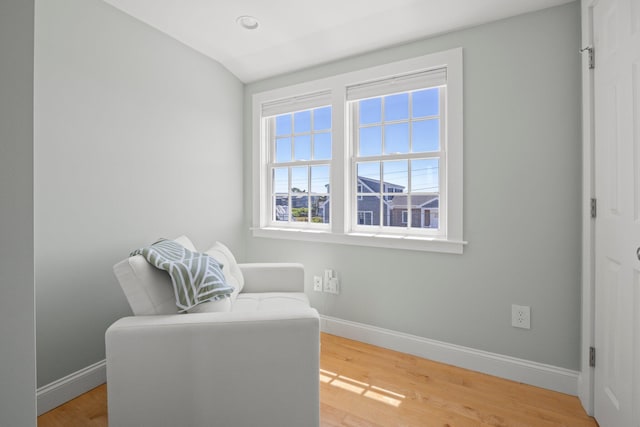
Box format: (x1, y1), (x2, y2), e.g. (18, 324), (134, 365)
(320, 369), (405, 407)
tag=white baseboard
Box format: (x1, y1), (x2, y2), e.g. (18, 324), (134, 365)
(37, 359), (106, 416)
(321, 315), (579, 396)
(35, 317), (580, 415)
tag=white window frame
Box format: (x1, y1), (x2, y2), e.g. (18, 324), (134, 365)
(264, 103), (332, 229)
(349, 85), (445, 236)
(252, 48), (465, 254)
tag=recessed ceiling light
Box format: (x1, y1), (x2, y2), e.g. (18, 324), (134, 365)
(236, 15), (259, 30)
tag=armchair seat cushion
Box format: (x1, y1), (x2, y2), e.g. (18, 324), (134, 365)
(232, 292), (309, 312)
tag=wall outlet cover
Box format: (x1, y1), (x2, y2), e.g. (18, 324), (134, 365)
(313, 276), (323, 292)
(512, 304), (531, 329)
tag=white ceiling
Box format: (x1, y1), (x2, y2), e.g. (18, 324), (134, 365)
(102, 0), (574, 83)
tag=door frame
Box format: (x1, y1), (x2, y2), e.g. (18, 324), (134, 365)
(579, 0), (597, 416)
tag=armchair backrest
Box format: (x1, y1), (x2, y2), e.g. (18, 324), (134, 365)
(113, 235), (196, 315)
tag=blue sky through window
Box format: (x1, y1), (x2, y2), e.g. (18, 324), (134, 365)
(276, 115), (291, 136)
(360, 98), (381, 125)
(313, 107), (331, 130)
(358, 88), (440, 157)
(412, 88), (439, 118)
(314, 133), (331, 160)
(294, 135), (311, 160)
(273, 168), (288, 193)
(291, 166), (308, 192)
(384, 123), (409, 154)
(411, 159), (439, 192)
(276, 138), (291, 162)
(384, 93), (409, 121)
(294, 110), (311, 133)
(275, 106), (332, 163)
(412, 119), (439, 152)
(311, 165), (330, 193)
(383, 160), (408, 190)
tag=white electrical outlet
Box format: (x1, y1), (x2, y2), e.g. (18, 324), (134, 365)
(512, 304), (531, 329)
(313, 276), (323, 292)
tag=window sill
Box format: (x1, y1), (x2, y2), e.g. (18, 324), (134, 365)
(251, 227), (466, 254)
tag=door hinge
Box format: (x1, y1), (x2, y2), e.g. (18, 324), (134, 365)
(580, 46), (595, 69)
(591, 198), (597, 218)
(590, 346), (596, 367)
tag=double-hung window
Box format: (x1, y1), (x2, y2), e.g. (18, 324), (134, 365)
(348, 70), (446, 235)
(261, 92), (332, 228)
(253, 48), (464, 253)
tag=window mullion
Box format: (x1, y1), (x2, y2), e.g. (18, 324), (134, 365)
(329, 91), (345, 234)
(407, 159), (412, 229)
(307, 165), (312, 222)
(379, 161), (384, 228)
(287, 167), (292, 223)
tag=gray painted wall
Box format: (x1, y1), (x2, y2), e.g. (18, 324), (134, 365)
(244, 3), (582, 370)
(34, 0), (244, 386)
(0, 0), (37, 425)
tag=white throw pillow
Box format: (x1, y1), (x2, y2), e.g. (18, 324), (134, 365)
(205, 242), (244, 296)
(173, 235), (197, 252)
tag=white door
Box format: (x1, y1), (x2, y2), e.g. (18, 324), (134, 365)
(593, 0), (640, 425)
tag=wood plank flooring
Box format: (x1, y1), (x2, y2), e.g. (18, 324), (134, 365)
(38, 333), (597, 427)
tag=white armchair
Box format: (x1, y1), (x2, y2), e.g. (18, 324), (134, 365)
(106, 238), (320, 427)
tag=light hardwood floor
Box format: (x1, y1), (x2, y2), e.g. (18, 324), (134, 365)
(38, 333), (597, 427)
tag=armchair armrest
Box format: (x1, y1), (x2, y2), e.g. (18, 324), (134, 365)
(238, 262), (304, 293)
(106, 309), (320, 427)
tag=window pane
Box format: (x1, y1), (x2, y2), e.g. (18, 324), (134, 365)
(384, 123), (409, 154)
(311, 195), (329, 223)
(314, 132), (331, 160)
(359, 126), (382, 156)
(276, 114), (292, 136)
(410, 208), (422, 228)
(311, 165), (330, 193)
(424, 209), (439, 229)
(273, 167), (288, 193)
(411, 159), (439, 193)
(412, 119), (439, 152)
(275, 137), (291, 163)
(294, 110), (311, 133)
(357, 162), (380, 190)
(357, 196), (380, 226)
(384, 93), (409, 121)
(291, 195), (309, 222)
(359, 98), (381, 125)
(274, 195), (289, 222)
(384, 195), (408, 228)
(412, 88), (439, 118)
(291, 166), (308, 193)
(294, 135), (311, 160)
(314, 106), (331, 131)
(383, 161), (408, 193)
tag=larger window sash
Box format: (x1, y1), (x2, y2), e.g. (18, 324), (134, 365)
(348, 84), (447, 236)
